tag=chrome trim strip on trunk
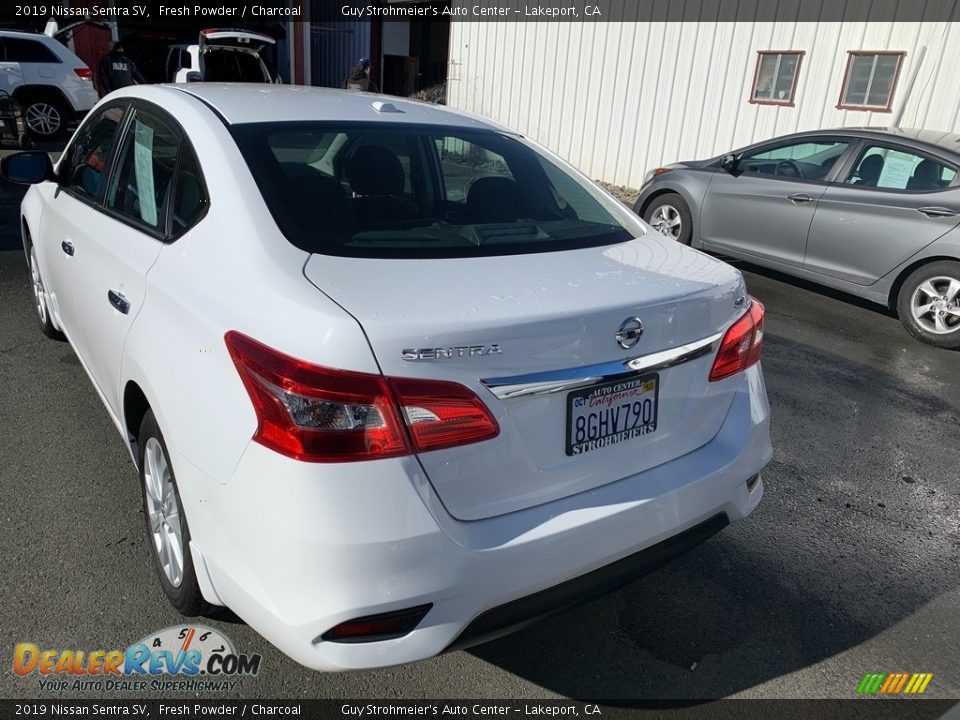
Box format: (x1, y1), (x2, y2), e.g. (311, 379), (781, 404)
(480, 333), (722, 400)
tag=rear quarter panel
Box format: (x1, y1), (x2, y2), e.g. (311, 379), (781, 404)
(114, 88), (378, 488)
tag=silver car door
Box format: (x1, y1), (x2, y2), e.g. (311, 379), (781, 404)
(805, 143), (960, 285)
(699, 137), (853, 268)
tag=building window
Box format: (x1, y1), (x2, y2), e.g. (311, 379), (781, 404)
(837, 52), (905, 112)
(750, 51), (804, 106)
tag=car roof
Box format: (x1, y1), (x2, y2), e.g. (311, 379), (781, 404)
(160, 84), (514, 133)
(0, 29), (57, 42)
(760, 126), (960, 159)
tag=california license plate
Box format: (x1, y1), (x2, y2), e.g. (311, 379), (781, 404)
(565, 375), (659, 456)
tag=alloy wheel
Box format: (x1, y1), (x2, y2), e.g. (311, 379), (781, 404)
(25, 102), (62, 136)
(29, 246), (48, 326)
(143, 438), (184, 587)
(910, 276), (960, 335)
(650, 204), (682, 240)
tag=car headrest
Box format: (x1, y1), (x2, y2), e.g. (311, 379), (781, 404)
(466, 176), (525, 223)
(345, 145), (405, 196)
(858, 154), (884, 182)
(912, 159), (940, 183)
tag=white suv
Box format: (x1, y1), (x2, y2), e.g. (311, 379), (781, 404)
(0, 30), (98, 140)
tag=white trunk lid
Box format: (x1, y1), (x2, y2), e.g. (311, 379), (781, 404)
(304, 237), (748, 520)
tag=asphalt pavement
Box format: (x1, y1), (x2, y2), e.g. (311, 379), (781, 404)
(1, 179), (959, 702)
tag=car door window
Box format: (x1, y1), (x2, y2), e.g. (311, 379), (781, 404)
(844, 145), (957, 191)
(105, 108), (180, 233)
(171, 144), (209, 235)
(740, 140), (850, 181)
(61, 105), (126, 201)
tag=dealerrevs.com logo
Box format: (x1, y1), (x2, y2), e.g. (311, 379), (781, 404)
(14, 625), (262, 692)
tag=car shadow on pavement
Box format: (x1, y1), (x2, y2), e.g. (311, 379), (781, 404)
(469, 330), (960, 699)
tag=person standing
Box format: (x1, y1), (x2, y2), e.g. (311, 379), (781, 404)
(343, 58), (379, 93)
(99, 42), (145, 96)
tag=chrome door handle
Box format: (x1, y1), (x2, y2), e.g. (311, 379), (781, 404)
(61, 240), (74, 256)
(786, 194), (815, 203)
(107, 289), (130, 315)
(916, 206), (958, 218)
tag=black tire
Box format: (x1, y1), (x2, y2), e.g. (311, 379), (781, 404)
(896, 260), (960, 349)
(640, 192), (693, 245)
(138, 409), (211, 616)
(26, 240), (66, 341)
(21, 95), (68, 141)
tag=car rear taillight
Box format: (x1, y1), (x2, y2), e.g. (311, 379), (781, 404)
(389, 377), (499, 453)
(74, 67), (94, 80)
(708, 299), (765, 382)
(224, 332), (499, 462)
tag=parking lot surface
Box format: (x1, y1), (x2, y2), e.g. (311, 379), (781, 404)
(1, 179), (958, 701)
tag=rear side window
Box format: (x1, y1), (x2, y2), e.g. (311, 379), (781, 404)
(844, 145), (958, 191)
(230, 122), (634, 259)
(105, 109), (180, 232)
(62, 105), (125, 201)
(2, 38), (60, 63)
(171, 145), (209, 235)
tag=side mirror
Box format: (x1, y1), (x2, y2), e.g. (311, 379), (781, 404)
(720, 153), (740, 174)
(1, 151), (54, 185)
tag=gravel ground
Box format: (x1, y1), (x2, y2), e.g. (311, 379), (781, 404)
(597, 181), (641, 208)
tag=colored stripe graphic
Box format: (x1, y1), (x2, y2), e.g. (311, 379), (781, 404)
(904, 673), (933, 694)
(857, 673), (886, 694)
(857, 672), (932, 695)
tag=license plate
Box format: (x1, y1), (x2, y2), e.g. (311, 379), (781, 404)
(565, 375), (659, 456)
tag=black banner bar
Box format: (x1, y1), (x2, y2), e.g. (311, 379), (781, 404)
(1, 700), (958, 720)
(0, 1), (959, 24)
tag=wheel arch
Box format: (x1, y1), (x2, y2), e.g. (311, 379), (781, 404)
(20, 215), (31, 260)
(13, 84), (73, 111)
(887, 255), (960, 312)
(635, 186), (689, 218)
(123, 380), (152, 468)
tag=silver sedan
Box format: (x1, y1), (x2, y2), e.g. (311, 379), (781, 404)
(634, 128), (960, 348)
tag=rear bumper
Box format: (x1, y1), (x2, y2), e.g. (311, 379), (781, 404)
(175, 364), (771, 672)
(445, 510), (731, 652)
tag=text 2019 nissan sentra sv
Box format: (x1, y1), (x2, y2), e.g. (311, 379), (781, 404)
(4, 85), (772, 671)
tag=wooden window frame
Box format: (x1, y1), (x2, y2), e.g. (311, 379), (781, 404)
(749, 50), (805, 107)
(836, 51), (906, 113)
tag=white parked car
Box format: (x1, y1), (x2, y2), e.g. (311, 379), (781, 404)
(4, 85), (771, 671)
(165, 29), (276, 83)
(0, 29), (98, 139)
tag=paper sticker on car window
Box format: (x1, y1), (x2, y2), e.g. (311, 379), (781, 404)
(877, 153), (915, 190)
(134, 121), (157, 226)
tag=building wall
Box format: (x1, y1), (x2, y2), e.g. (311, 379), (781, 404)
(447, 19), (960, 188)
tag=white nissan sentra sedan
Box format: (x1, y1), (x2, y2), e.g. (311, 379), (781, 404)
(4, 85), (771, 671)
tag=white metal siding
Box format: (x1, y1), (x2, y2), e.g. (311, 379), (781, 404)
(448, 18), (960, 188)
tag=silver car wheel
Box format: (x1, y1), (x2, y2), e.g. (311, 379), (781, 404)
(29, 246), (48, 326)
(144, 438), (184, 588)
(25, 102), (62, 136)
(650, 204), (682, 240)
(910, 276), (960, 335)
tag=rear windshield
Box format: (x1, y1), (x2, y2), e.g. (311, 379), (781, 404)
(229, 122), (636, 258)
